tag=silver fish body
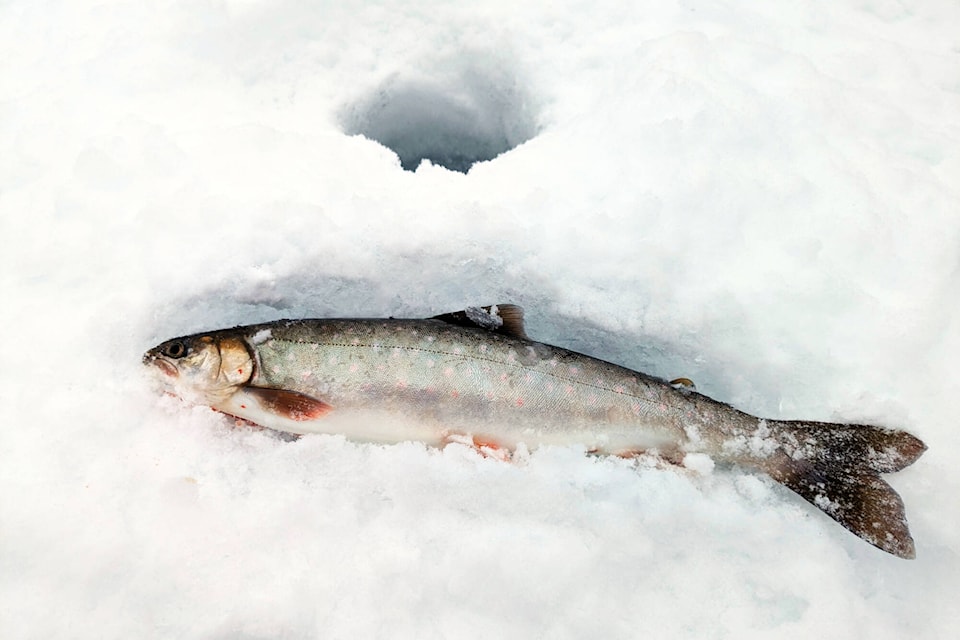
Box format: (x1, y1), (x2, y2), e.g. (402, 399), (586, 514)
(144, 305), (925, 558)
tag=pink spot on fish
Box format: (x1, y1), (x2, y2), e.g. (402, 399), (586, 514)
(349, 364), (359, 373)
(443, 367), (454, 377)
(516, 398), (524, 407)
(301, 371), (312, 379)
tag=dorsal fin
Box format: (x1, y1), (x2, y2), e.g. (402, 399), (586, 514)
(431, 304), (528, 340)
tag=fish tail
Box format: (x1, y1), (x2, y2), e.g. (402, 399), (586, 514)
(759, 420), (926, 558)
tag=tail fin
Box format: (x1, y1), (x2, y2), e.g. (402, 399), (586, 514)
(761, 421), (926, 558)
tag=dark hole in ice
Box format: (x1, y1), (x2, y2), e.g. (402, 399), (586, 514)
(341, 66), (538, 173)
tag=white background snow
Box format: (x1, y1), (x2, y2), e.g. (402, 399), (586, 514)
(3, 1), (959, 637)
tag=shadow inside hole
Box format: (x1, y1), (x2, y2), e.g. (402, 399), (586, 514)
(341, 69), (538, 173)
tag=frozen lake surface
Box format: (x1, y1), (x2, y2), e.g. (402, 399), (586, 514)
(2, 1), (958, 638)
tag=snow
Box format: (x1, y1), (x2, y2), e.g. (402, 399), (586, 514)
(2, 0), (959, 637)
(251, 328), (273, 345)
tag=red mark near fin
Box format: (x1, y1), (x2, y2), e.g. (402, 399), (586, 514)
(441, 433), (511, 461)
(472, 436), (511, 461)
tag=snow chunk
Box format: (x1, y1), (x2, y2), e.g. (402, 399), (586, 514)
(465, 306), (503, 330)
(251, 329), (273, 345)
(813, 493), (839, 515)
(682, 453), (715, 475)
(748, 420), (779, 458)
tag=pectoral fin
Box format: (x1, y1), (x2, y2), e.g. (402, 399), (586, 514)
(216, 387), (333, 433)
(243, 387), (333, 421)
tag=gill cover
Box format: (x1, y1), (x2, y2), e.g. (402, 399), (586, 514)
(216, 337), (254, 386)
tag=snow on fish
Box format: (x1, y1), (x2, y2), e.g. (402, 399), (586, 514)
(143, 305), (926, 558)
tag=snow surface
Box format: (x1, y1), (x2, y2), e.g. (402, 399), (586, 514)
(3, 0), (959, 638)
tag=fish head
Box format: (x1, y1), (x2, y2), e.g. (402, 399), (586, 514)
(143, 333), (253, 405)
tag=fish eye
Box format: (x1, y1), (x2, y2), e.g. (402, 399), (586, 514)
(162, 341), (187, 359)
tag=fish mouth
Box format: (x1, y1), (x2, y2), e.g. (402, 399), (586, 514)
(145, 354), (179, 378)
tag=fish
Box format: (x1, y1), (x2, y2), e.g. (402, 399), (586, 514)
(143, 304), (926, 558)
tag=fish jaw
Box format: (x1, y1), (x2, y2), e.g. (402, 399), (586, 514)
(148, 356), (179, 379)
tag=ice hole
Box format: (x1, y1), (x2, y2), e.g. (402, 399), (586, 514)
(341, 65), (538, 173)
